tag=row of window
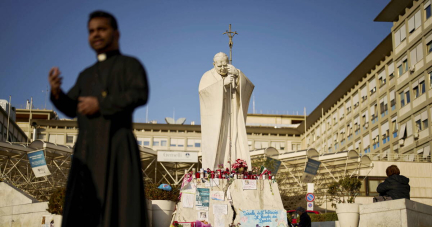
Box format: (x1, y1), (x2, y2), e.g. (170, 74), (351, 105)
(137, 138), (201, 148)
(395, 1), (432, 48)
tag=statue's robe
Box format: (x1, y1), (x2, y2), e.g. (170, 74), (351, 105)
(51, 50), (149, 227)
(199, 68), (254, 169)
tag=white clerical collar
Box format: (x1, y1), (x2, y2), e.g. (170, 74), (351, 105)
(97, 53), (107, 62)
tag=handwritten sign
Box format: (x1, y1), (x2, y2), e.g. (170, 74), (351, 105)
(242, 180), (257, 190)
(195, 188), (210, 210)
(240, 210), (288, 227)
(210, 191), (224, 201)
(213, 204), (228, 215)
(214, 214), (225, 227)
(182, 193), (194, 208)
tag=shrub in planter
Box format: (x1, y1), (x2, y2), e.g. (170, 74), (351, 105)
(327, 177), (362, 208)
(47, 187), (66, 214)
(144, 183), (180, 202)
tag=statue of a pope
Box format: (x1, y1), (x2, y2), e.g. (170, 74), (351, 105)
(199, 52), (254, 169)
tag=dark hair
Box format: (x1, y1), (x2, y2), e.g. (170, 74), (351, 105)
(88, 10), (118, 30)
(386, 165), (400, 177)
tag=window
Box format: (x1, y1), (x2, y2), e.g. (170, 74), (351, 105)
(416, 119), (422, 131)
(144, 141), (150, 146)
(408, 10), (421, 34)
(138, 140), (142, 146)
(430, 72), (432, 88)
(392, 118), (398, 138)
(378, 69), (386, 86)
(369, 77), (377, 95)
(410, 43), (424, 67)
(400, 89), (411, 107)
(153, 140), (160, 146)
(161, 140), (167, 146)
(426, 3), (431, 20)
(367, 178), (386, 196)
(398, 58), (408, 76)
(394, 24), (406, 47)
(406, 90), (411, 104)
(66, 135), (74, 143)
(427, 41), (432, 54)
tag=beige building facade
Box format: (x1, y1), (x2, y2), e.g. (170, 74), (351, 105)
(300, 0), (432, 202)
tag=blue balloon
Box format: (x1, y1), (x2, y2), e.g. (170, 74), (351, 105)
(158, 184), (172, 191)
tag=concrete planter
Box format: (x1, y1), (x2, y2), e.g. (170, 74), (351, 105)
(336, 203), (360, 227)
(151, 200), (176, 227)
(146, 199), (152, 227)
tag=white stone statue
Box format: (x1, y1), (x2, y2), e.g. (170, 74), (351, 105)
(199, 52), (254, 169)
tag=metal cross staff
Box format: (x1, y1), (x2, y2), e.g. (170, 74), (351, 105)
(223, 24), (238, 64)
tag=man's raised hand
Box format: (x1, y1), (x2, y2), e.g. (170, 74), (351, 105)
(48, 67), (62, 100)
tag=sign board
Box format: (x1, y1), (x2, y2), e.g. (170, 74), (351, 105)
(307, 202), (314, 211)
(306, 193), (315, 202)
(307, 183), (314, 193)
(28, 150), (51, 178)
(264, 157), (282, 175)
(301, 158), (321, 183)
(239, 210), (288, 227)
(157, 151), (198, 163)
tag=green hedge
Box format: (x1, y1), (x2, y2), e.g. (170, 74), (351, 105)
(310, 213), (338, 222)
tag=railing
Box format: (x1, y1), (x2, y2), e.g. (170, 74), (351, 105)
(367, 153), (431, 162)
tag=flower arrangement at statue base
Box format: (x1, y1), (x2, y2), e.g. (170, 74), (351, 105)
(231, 159), (248, 173)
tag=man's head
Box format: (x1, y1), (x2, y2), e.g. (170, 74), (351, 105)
(296, 207), (306, 215)
(213, 52), (229, 76)
(386, 165), (400, 177)
(88, 11), (120, 54)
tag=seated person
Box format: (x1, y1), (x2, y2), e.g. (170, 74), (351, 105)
(377, 165), (410, 200)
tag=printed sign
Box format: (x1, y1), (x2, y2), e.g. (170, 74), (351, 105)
(213, 204), (228, 215)
(307, 202), (314, 211)
(28, 150), (51, 178)
(306, 193), (315, 202)
(197, 211), (209, 221)
(157, 151), (198, 163)
(242, 180), (257, 190)
(240, 210), (288, 227)
(264, 157), (282, 175)
(210, 191), (224, 201)
(195, 188), (210, 210)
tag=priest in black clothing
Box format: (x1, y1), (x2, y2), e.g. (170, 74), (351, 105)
(48, 11), (149, 227)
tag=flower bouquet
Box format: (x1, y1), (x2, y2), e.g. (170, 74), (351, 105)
(231, 159), (248, 173)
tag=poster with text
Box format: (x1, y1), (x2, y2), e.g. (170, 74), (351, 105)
(242, 180), (257, 190)
(195, 188), (210, 210)
(29, 150), (51, 178)
(239, 210), (288, 227)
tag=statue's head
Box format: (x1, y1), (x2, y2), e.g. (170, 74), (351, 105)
(213, 52), (229, 76)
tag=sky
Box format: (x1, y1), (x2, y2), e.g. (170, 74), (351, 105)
(0, 0), (392, 124)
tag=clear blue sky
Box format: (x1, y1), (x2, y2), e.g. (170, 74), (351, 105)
(0, 0), (392, 124)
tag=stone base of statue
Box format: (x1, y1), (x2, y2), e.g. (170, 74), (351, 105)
(173, 179), (288, 227)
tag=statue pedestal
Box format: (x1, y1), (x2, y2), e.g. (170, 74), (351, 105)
(174, 179), (287, 227)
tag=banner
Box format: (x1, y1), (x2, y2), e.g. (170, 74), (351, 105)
(301, 158), (321, 183)
(239, 210), (288, 227)
(28, 150), (51, 178)
(264, 157), (281, 175)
